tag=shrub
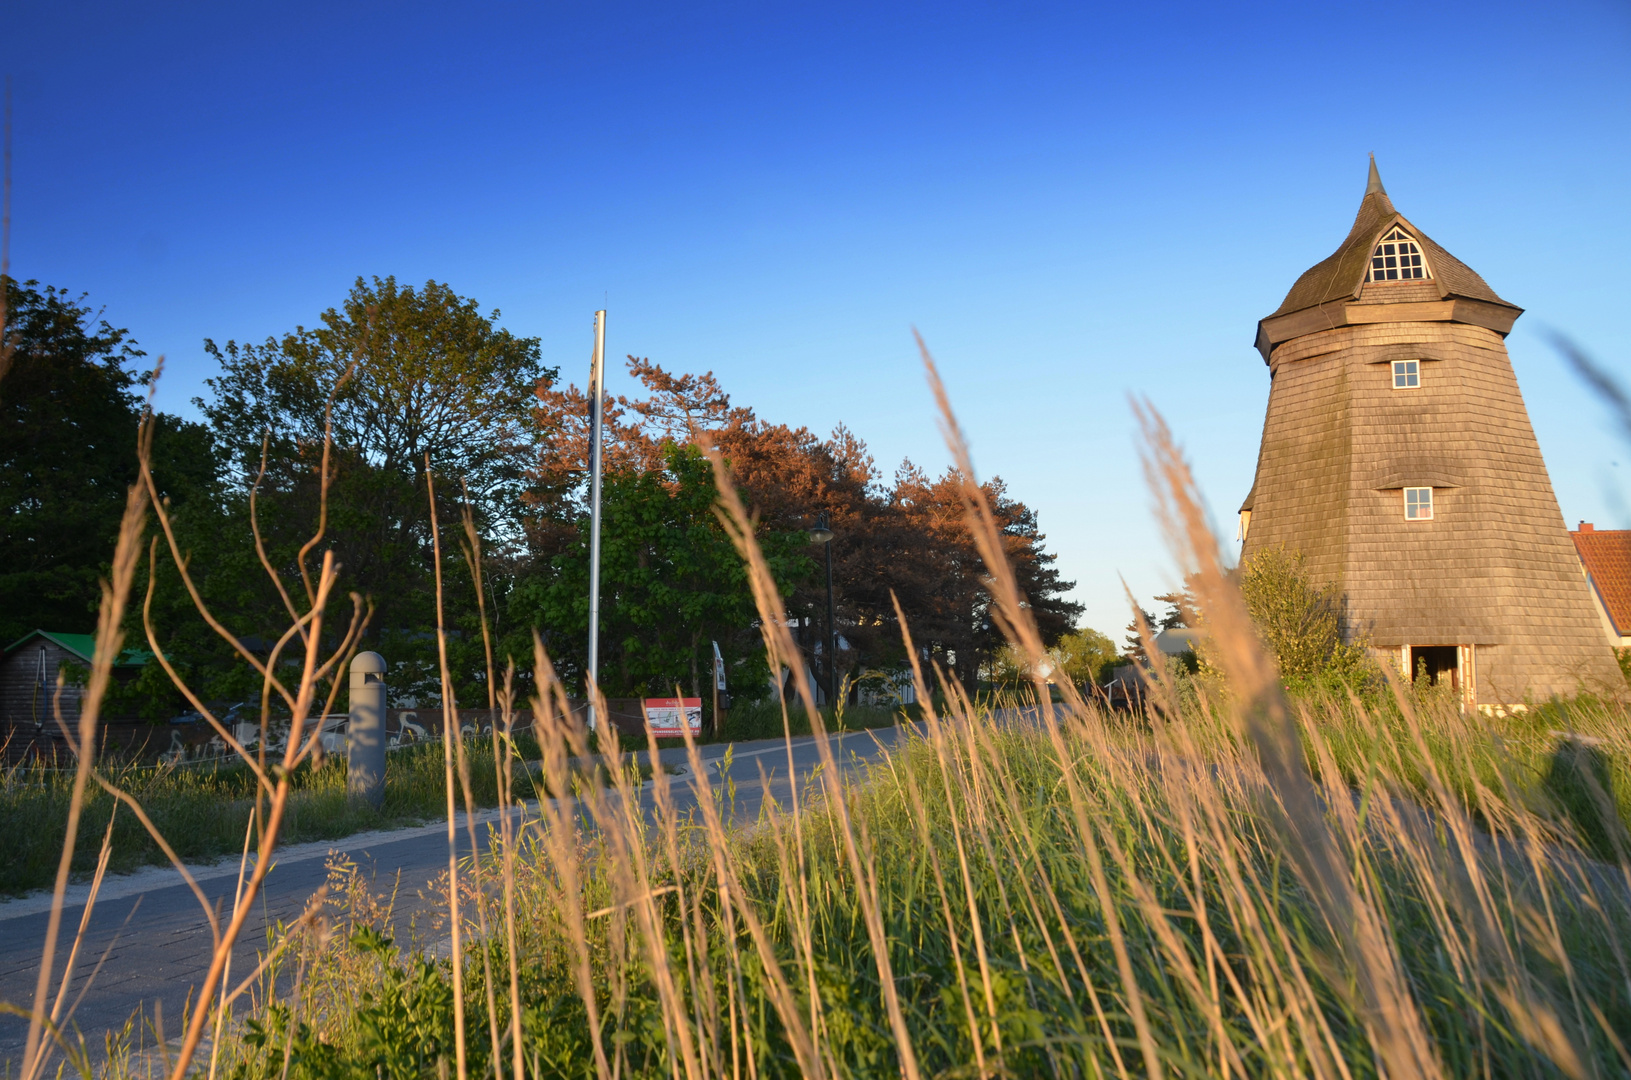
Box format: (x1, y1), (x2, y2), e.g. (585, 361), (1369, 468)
(1234, 546), (1375, 686)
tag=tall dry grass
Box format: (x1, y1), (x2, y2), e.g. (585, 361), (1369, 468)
(13, 343), (1631, 1080)
(14, 370), (371, 1080)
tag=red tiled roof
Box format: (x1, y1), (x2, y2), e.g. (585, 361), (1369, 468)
(1572, 528), (1631, 636)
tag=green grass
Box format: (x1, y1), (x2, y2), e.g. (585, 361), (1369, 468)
(1289, 683), (1631, 859)
(711, 696), (914, 742)
(0, 703), (841, 901)
(21, 684), (1631, 1078)
(0, 737), (551, 897)
(185, 686), (1631, 1080)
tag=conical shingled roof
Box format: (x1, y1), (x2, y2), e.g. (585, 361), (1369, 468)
(1266, 159), (1518, 320)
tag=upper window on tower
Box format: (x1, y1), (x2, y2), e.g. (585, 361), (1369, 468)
(1366, 227), (1430, 282)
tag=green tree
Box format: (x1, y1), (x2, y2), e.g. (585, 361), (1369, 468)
(1153, 590), (1189, 630)
(201, 276), (548, 523)
(985, 626), (1115, 695)
(509, 443), (810, 700)
(192, 277), (555, 703)
(0, 277), (214, 649)
(1122, 608), (1158, 661)
(1050, 627), (1120, 687)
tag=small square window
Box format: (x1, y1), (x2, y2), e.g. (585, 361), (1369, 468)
(1392, 360), (1420, 389)
(1404, 487), (1433, 520)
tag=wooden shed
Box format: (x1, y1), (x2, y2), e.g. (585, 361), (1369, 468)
(0, 631), (151, 753)
(1239, 160), (1621, 708)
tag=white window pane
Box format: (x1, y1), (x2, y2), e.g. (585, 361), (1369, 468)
(1404, 487), (1433, 520)
(1368, 230), (1431, 282)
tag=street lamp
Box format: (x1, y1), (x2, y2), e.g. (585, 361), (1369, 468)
(809, 512), (837, 708)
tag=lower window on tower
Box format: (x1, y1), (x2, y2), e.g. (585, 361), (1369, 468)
(1408, 646), (1460, 689)
(1404, 487), (1434, 520)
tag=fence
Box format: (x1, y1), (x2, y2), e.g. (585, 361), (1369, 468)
(1, 698), (658, 766)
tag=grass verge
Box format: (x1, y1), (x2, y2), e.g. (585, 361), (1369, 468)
(1, 737), (558, 897)
(195, 689), (1631, 1080)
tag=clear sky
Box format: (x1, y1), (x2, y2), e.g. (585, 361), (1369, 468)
(8, 0), (1630, 638)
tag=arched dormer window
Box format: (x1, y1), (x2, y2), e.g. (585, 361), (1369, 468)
(1366, 226), (1430, 282)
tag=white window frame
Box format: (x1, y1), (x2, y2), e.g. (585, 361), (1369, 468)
(1404, 486), (1434, 520)
(1392, 359), (1420, 389)
(1366, 226), (1430, 282)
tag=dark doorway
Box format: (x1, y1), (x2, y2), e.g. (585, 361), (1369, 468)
(1409, 645), (1459, 689)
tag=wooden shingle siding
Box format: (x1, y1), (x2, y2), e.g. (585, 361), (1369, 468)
(1241, 337), (1353, 593)
(1355, 279), (1442, 305)
(1242, 166), (1621, 703)
(0, 640), (85, 732)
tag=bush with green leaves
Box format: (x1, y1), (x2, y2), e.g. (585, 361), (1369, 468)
(987, 626), (1118, 691)
(1233, 546), (1377, 689)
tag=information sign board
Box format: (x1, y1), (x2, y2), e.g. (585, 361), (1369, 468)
(641, 697), (701, 737)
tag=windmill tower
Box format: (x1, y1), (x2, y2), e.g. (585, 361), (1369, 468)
(1239, 159), (1619, 708)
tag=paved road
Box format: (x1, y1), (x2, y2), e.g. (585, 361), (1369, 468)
(0, 728), (911, 1067)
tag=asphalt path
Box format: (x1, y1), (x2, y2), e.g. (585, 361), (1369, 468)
(0, 727), (913, 1068)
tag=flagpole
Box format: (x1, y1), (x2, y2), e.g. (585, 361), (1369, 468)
(587, 310), (606, 732)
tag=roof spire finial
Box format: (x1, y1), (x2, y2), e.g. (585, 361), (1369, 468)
(1366, 153), (1387, 197)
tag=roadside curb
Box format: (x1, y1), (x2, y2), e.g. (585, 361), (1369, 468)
(0, 802), (533, 922)
(0, 730), (899, 922)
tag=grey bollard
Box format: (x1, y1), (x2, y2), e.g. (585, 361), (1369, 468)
(347, 652), (387, 809)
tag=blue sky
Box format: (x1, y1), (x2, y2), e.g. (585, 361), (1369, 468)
(8, 0), (1630, 637)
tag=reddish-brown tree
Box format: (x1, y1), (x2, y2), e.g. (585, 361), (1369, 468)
(522, 356), (1079, 697)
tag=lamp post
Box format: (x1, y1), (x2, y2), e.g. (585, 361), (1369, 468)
(808, 512), (837, 708)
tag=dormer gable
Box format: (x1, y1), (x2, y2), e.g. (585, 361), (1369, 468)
(1366, 226), (1430, 282)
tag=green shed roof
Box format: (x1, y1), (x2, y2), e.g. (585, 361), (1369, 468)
(3, 630), (153, 668)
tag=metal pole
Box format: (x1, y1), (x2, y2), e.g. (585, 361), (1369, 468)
(825, 539), (836, 708)
(587, 310), (606, 732)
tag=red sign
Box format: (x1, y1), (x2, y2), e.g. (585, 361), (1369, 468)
(641, 697), (702, 737)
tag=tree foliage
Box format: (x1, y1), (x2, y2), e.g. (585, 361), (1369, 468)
(525, 355), (1081, 697)
(990, 626), (1118, 691)
(1235, 547), (1370, 683)
(5, 274), (1078, 714)
(202, 276), (547, 505)
(181, 277), (556, 703)
(1122, 607), (1159, 661)
(0, 277), (213, 649)
(1050, 627), (1120, 687)
(509, 442), (808, 698)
